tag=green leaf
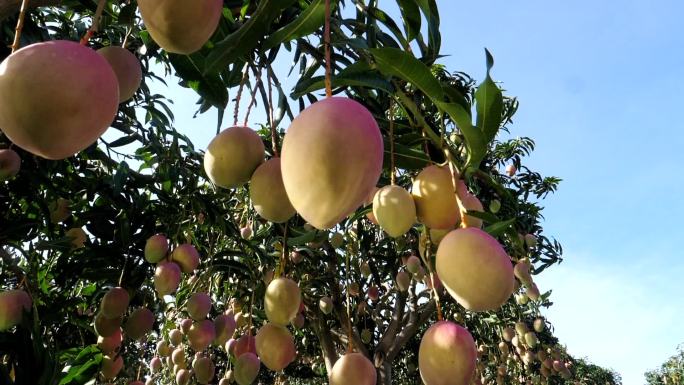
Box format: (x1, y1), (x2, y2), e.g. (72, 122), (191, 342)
(366, 6), (409, 49)
(287, 230), (318, 246)
(205, 0), (297, 74)
(383, 139), (430, 170)
(484, 218), (516, 237)
(117, 2), (137, 26)
(58, 345), (102, 385)
(262, 0), (331, 51)
(396, 0), (421, 41)
(169, 54), (228, 109)
(108, 135), (137, 148)
(370, 47), (443, 98)
(475, 48), (504, 143)
(370, 47), (487, 167)
(291, 61), (393, 98)
(415, 0), (441, 62)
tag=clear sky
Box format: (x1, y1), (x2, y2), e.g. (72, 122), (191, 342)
(149, 1), (684, 384)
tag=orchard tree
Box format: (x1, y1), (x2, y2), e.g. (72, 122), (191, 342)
(0, 1), (618, 385)
(646, 345), (684, 385)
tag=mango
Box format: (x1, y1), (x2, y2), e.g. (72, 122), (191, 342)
(372, 185), (416, 237)
(137, 0), (223, 54)
(418, 321), (476, 385)
(435, 228), (514, 311)
(281, 97), (383, 229)
(204, 126), (264, 188)
(249, 158), (296, 223)
(0, 40), (118, 159)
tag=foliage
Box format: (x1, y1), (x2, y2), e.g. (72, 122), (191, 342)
(0, 0), (618, 385)
(645, 344), (684, 385)
(571, 358), (622, 385)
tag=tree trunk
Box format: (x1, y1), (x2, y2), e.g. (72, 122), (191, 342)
(377, 361), (393, 385)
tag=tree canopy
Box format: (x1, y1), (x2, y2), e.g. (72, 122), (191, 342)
(0, 1), (621, 385)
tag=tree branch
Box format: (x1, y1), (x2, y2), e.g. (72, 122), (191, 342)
(386, 297), (436, 361)
(313, 315), (338, 375)
(0, 0), (62, 22)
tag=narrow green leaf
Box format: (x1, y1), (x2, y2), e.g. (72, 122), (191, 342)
(383, 140), (430, 170)
(169, 54), (228, 108)
(262, 0), (330, 51)
(396, 0), (421, 41)
(435, 101), (487, 167)
(415, 0), (441, 62)
(370, 47), (487, 167)
(205, 0), (297, 74)
(475, 48), (504, 143)
(366, 6), (409, 49)
(108, 135), (137, 148)
(484, 218), (516, 237)
(291, 61), (393, 98)
(369, 47), (444, 98)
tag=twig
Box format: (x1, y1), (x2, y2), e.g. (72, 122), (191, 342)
(80, 0), (107, 45)
(10, 0), (29, 53)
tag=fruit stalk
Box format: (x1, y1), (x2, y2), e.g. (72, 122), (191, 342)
(276, 223), (288, 278)
(10, 0), (28, 52)
(389, 100), (396, 185)
(345, 248), (354, 352)
(324, 0), (332, 98)
(243, 64), (263, 126)
(79, 0), (107, 45)
(233, 62), (250, 127)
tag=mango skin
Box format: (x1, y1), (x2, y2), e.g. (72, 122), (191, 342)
(435, 228), (514, 311)
(249, 158), (296, 223)
(171, 244), (200, 273)
(97, 46), (142, 102)
(264, 278), (301, 326)
(281, 97), (383, 229)
(204, 126), (265, 189)
(187, 320), (216, 352)
(0, 40), (119, 160)
(418, 321), (476, 385)
(213, 313), (236, 346)
(412, 165), (460, 229)
(0, 149), (20, 180)
(372, 185), (416, 237)
(255, 323), (296, 371)
(193, 356), (215, 384)
(0, 290), (32, 331)
(100, 354), (124, 380)
(145, 234), (168, 263)
(97, 328), (122, 354)
(137, 0), (223, 54)
(330, 352), (377, 385)
(233, 334), (256, 358)
(187, 292), (212, 321)
(100, 287), (130, 319)
(124, 307), (155, 340)
(234, 352), (260, 385)
(154, 261), (181, 296)
(459, 192), (483, 229)
(94, 313), (122, 337)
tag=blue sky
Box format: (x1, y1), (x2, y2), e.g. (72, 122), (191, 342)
(147, 1), (684, 383)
